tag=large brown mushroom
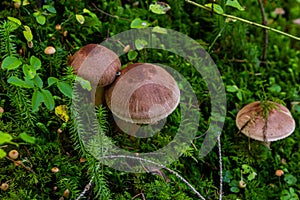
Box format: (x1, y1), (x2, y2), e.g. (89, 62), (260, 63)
(69, 44), (121, 105)
(105, 63), (180, 135)
(236, 101), (295, 143)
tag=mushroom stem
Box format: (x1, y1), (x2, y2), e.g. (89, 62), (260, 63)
(94, 86), (105, 106)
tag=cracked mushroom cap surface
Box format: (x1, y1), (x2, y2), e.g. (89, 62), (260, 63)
(236, 101), (295, 142)
(69, 44), (121, 87)
(105, 63), (180, 124)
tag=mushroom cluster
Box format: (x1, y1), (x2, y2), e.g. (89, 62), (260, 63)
(236, 101), (295, 143)
(68, 44), (121, 105)
(69, 44), (180, 133)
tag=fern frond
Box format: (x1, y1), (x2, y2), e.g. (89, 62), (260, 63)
(0, 21), (18, 58)
(8, 86), (36, 131)
(70, 85), (113, 199)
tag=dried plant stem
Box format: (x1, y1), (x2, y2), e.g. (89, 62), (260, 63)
(76, 176), (94, 200)
(258, 0), (268, 65)
(185, 0), (300, 41)
(101, 155), (206, 200)
(217, 133), (223, 200)
(91, 3), (130, 21)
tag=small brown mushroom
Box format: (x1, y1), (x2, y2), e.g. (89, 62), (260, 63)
(0, 183), (9, 191)
(8, 150), (19, 160)
(275, 169), (284, 177)
(51, 167), (59, 173)
(44, 46), (56, 55)
(105, 63), (180, 134)
(0, 106), (4, 114)
(69, 44), (121, 105)
(236, 101), (295, 143)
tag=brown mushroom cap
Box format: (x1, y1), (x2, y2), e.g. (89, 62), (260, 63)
(105, 63), (180, 124)
(236, 101), (295, 142)
(69, 44), (121, 87)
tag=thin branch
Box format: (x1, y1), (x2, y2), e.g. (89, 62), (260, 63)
(258, 0), (268, 66)
(185, 0), (300, 41)
(91, 3), (130, 22)
(76, 176), (94, 200)
(217, 134), (223, 200)
(101, 155), (206, 200)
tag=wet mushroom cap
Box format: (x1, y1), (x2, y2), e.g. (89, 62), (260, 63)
(105, 63), (180, 124)
(69, 44), (121, 87)
(236, 101), (295, 142)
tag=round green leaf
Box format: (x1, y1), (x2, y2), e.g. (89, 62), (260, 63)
(36, 14), (46, 25)
(149, 2), (170, 14)
(1, 56), (22, 70)
(130, 18), (150, 29)
(43, 5), (56, 13)
(76, 14), (85, 24)
(135, 39), (148, 50)
(0, 149), (6, 159)
(76, 77), (92, 91)
(0, 131), (13, 145)
(57, 82), (73, 98)
(47, 77), (59, 86)
(230, 186), (240, 193)
(30, 56), (41, 70)
(127, 50), (138, 61)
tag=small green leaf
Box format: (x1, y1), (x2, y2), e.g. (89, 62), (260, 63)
(152, 26), (168, 34)
(7, 16), (22, 25)
(57, 82), (73, 98)
(223, 170), (233, 183)
(226, 85), (238, 92)
(41, 89), (55, 110)
(35, 14), (46, 25)
(135, 39), (148, 50)
(1, 56), (22, 70)
(269, 84), (281, 94)
(205, 3), (224, 14)
(19, 132), (36, 144)
(48, 77), (59, 86)
(32, 90), (44, 112)
(43, 5), (56, 13)
(284, 174), (297, 185)
(242, 164), (251, 173)
(30, 56), (41, 70)
(226, 0), (245, 11)
(76, 14), (85, 24)
(0, 149), (6, 159)
(8, 76), (33, 88)
(76, 77), (92, 91)
(23, 64), (36, 79)
(230, 186), (240, 193)
(149, 2), (171, 14)
(247, 172), (257, 181)
(33, 75), (43, 88)
(0, 131), (13, 145)
(24, 76), (35, 88)
(23, 25), (33, 41)
(127, 50), (138, 61)
(130, 18), (150, 29)
(236, 91), (243, 101)
(83, 8), (91, 13)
